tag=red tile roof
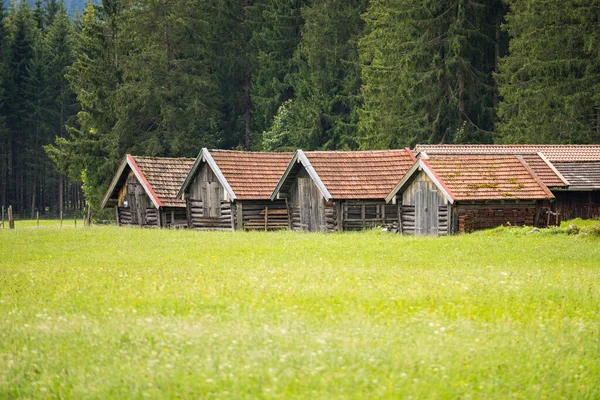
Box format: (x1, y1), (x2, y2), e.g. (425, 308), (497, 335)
(519, 154), (568, 188)
(424, 155), (554, 200)
(304, 149), (416, 199)
(210, 150), (293, 200)
(132, 156), (195, 207)
(415, 144), (600, 162)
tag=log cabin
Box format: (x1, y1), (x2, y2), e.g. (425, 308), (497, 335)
(385, 154), (556, 235)
(177, 149), (293, 231)
(414, 144), (600, 221)
(101, 155), (195, 227)
(270, 149), (416, 232)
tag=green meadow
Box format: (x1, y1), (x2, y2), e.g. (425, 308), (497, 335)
(1, 222), (599, 399)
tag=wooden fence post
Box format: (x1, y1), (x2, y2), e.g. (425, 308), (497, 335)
(1, 206), (4, 229)
(60, 210), (63, 228)
(86, 205), (92, 227)
(74, 216), (77, 228)
(8, 205), (14, 229)
(37, 211), (39, 228)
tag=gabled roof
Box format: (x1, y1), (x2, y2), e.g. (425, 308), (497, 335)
(386, 155), (555, 203)
(101, 155), (195, 209)
(178, 149), (293, 201)
(553, 162), (600, 190)
(272, 149), (416, 201)
(414, 144), (600, 162)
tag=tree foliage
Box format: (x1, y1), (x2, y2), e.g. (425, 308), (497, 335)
(496, 0), (600, 144)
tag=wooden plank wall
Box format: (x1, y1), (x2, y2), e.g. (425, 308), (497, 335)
(241, 200), (289, 231)
(161, 207), (188, 228)
(116, 206), (159, 227)
(552, 191), (600, 220)
(401, 172), (448, 235)
(187, 198), (233, 230)
(288, 168), (331, 232)
(340, 201), (398, 231)
(456, 203), (536, 233)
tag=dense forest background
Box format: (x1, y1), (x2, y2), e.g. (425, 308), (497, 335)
(3, 0), (92, 15)
(1, 0), (599, 216)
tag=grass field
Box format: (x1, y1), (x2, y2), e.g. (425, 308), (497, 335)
(1, 221), (599, 399)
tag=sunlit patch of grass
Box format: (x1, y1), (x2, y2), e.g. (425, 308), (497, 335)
(1, 223), (599, 398)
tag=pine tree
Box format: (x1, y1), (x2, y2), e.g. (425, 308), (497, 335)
(113, 0), (221, 157)
(496, 0), (600, 143)
(250, 0), (305, 142)
(46, 0), (123, 208)
(0, 1), (8, 207)
(4, 2), (38, 215)
(263, 0), (367, 150)
(359, 0), (504, 148)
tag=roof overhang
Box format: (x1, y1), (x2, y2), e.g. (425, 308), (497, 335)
(176, 148), (237, 201)
(270, 150), (332, 201)
(100, 155), (162, 210)
(385, 159), (456, 204)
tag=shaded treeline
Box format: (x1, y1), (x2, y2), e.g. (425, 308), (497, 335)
(0, 1), (82, 217)
(1, 0), (599, 212)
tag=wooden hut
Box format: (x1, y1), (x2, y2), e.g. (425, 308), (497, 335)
(101, 155), (195, 227)
(385, 155), (555, 235)
(177, 149), (293, 231)
(271, 149), (416, 232)
(414, 144), (600, 220)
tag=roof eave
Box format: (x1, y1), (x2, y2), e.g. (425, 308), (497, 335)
(270, 151), (300, 200)
(100, 156), (129, 210)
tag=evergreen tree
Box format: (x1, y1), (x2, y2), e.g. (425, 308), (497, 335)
(250, 0), (305, 142)
(46, 0), (123, 208)
(497, 0), (600, 143)
(0, 1), (8, 207)
(359, 0), (504, 148)
(113, 0), (221, 157)
(263, 0), (367, 150)
(4, 2), (38, 215)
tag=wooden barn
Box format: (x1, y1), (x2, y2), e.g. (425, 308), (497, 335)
(270, 149), (416, 232)
(385, 155), (555, 235)
(177, 149), (293, 231)
(101, 155), (195, 227)
(414, 144), (600, 220)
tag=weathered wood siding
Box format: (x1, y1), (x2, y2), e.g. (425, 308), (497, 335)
(551, 191), (600, 220)
(161, 207), (188, 228)
(115, 173), (160, 227)
(187, 199), (233, 230)
(400, 172), (448, 235)
(455, 203), (536, 233)
(339, 201), (398, 231)
(240, 200), (289, 231)
(185, 163), (234, 230)
(288, 168), (334, 232)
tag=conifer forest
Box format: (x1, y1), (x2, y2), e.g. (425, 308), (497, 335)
(1, 0), (599, 216)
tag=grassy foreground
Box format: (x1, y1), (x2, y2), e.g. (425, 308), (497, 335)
(1, 222), (599, 399)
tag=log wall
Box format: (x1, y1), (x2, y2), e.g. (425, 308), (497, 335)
(240, 200), (289, 231)
(339, 201), (398, 231)
(116, 206), (160, 227)
(187, 199), (234, 230)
